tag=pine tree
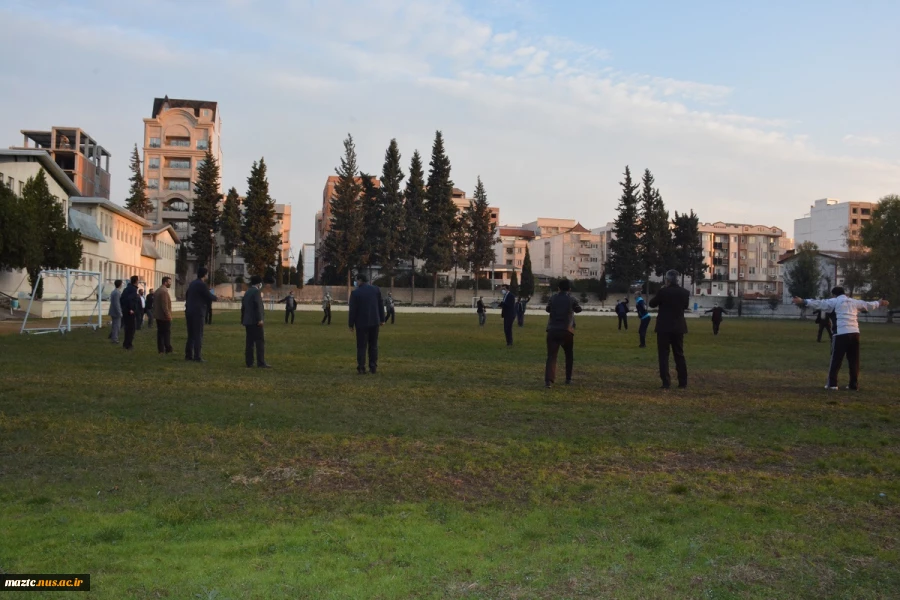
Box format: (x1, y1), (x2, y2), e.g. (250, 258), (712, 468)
(671, 210), (707, 287)
(322, 135), (364, 296)
(358, 172), (381, 276)
(403, 150), (427, 304)
(784, 241), (822, 300)
(424, 131), (457, 306)
(606, 166), (643, 290)
(596, 270), (609, 305)
(124, 144), (152, 217)
(241, 158), (280, 278)
(465, 176), (497, 296)
(22, 170), (82, 297)
(638, 169), (672, 292)
(510, 271), (519, 296)
(220, 187), (243, 265)
(0, 181), (29, 271)
(296, 248), (304, 287)
(188, 149), (222, 274)
(176, 243), (188, 284)
(275, 250), (284, 287)
(378, 139), (406, 291)
(520, 245), (535, 300)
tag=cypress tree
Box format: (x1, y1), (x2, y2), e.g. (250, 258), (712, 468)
(424, 131), (457, 306)
(359, 172), (381, 277)
(220, 187), (243, 265)
(520, 245), (535, 300)
(296, 248), (304, 287)
(607, 166), (643, 290)
(403, 150), (427, 303)
(241, 158), (280, 278)
(638, 169), (672, 292)
(124, 144), (152, 217)
(176, 243), (188, 284)
(188, 149), (222, 274)
(378, 139), (406, 291)
(322, 135), (364, 296)
(510, 270), (519, 296)
(671, 210), (707, 287)
(465, 176), (497, 296)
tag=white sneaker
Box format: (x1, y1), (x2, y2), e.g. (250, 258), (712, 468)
(824, 386), (839, 391)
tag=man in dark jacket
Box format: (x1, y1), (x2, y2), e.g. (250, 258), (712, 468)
(145, 287), (155, 329)
(184, 267), (217, 362)
(499, 285), (516, 346)
(615, 298), (629, 330)
(476, 296), (486, 326)
(280, 291), (297, 324)
(119, 275), (141, 351)
(704, 303), (729, 335)
(348, 273), (385, 374)
(649, 270), (690, 389)
(242, 275), (271, 368)
(544, 278), (583, 388)
(516, 297), (526, 327)
(814, 308), (837, 343)
(635, 293), (651, 347)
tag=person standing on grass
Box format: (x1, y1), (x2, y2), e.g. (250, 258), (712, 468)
(793, 287), (889, 391)
(476, 296), (486, 326)
(635, 293), (651, 347)
(516, 296), (526, 327)
(321, 293), (332, 325)
(385, 292), (396, 325)
(136, 288), (146, 331)
(704, 303), (729, 336)
(153, 277), (173, 354)
(615, 298), (629, 330)
(242, 275), (271, 369)
(279, 290), (297, 324)
(814, 307), (837, 343)
(544, 278), (583, 388)
(184, 267), (217, 362)
(500, 284), (516, 346)
(120, 276), (141, 351)
(145, 287), (155, 329)
(649, 270), (690, 389)
(348, 273), (385, 375)
(108, 279), (123, 344)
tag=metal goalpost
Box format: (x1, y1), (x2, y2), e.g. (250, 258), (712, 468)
(20, 269), (103, 335)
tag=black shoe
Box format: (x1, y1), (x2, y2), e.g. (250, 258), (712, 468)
(247, 364), (254, 368)
(258, 364), (273, 369)
(678, 384), (687, 389)
(565, 379), (572, 385)
(545, 382), (552, 388)
(369, 369), (377, 375)
(844, 385), (859, 391)
(193, 358), (205, 363)
(639, 345), (646, 348)
(660, 385), (670, 390)
(357, 369), (367, 375)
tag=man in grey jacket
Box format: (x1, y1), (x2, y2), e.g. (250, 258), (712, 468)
(107, 279), (123, 344)
(241, 275), (271, 368)
(544, 278), (582, 388)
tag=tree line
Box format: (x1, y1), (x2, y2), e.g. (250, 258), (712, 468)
(606, 166), (707, 293)
(124, 146), (280, 285)
(321, 132), (498, 305)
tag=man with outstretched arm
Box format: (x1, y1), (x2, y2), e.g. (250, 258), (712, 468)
(635, 293), (651, 347)
(704, 303), (729, 336)
(649, 270), (690, 389)
(793, 287), (889, 391)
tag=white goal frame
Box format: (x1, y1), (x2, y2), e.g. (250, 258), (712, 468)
(20, 269), (103, 335)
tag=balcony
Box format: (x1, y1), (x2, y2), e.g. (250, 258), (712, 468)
(166, 138), (191, 148)
(165, 179), (191, 191)
(197, 140), (209, 150)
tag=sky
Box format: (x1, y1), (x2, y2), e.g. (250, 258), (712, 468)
(1, 0), (898, 257)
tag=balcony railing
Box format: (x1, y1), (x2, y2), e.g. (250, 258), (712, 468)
(197, 140), (209, 150)
(149, 139), (161, 148)
(167, 160), (191, 169)
(167, 139), (191, 147)
(166, 180), (191, 191)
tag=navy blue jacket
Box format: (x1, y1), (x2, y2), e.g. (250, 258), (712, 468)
(185, 278), (216, 317)
(500, 292), (516, 319)
(348, 283), (385, 329)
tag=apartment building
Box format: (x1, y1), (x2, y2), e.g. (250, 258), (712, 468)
(11, 127), (111, 198)
(142, 96), (222, 260)
(493, 227), (535, 285)
(528, 223), (604, 280)
(794, 198), (876, 251)
(778, 250), (856, 304)
(698, 222), (786, 297)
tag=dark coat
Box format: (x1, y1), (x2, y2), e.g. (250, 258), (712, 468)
(516, 300), (526, 316)
(145, 292), (154, 311)
(705, 307), (728, 322)
(545, 292), (582, 334)
(185, 278), (216, 317)
(476, 299), (485, 314)
(119, 283), (141, 316)
(280, 295), (297, 310)
(241, 286), (265, 326)
(348, 283), (385, 329)
(649, 285), (690, 334)
(500, 292), (516, 319)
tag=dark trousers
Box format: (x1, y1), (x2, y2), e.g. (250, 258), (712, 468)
(545, 330), (574, 384)
(618, 315), (628, 330)
(657, 332), (687, 388)
(638, 317), (650, 346)
(478, 312), (486, 326)
(817, 321), (833, 342)
(135, 311), (143, 330)
(355, 325), (379, 372)
(185, 313), (204, 360)
(156, 319), (172, 353)
(285, 309), (295, 324)
(517, 313), (524, 327)
(205, 309), (212, 325)
(712, 320), (721, 335)
(503, 316), (515, 345)
(123, 313), (136, 349)
(145, 308), (154, 328)
(322, 308), (331, 324)
(387, 308), (395, 324)
(828, 333), (860, 388)
(245, 324), (266, 367)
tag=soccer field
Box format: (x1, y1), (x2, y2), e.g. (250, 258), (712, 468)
(1, 313), (898, 599)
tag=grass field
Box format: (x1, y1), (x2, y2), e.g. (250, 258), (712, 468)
(1, 311), (898, 599)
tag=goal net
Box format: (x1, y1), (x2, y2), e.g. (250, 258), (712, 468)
(20, 269), (103, 335)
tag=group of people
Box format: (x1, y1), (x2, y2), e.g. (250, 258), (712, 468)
(107, 275), (175, 354)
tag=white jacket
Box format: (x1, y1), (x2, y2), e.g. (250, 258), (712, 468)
(804, 295), (881, 335)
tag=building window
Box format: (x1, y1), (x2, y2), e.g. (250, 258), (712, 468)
(852, 208), (858, 214)
(861, 208), (871, 215)
(731, 268), (736, 274)
(148, 178), (159, 189)
(166, 179), (191, 191)
(749, 251), (756, 259)
(149, 137), (161, 148)
(749, 267), (756, 274)
(732, 252), (737, 259)
(197, 140), (209, 150)
(148, 158), (160, 169)
(168, 159), (191, 169)
(167, 137), (191, 147)
(166, 199), (189, 212)
(196, 159), (205, 170)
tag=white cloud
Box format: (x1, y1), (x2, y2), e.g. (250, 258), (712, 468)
(842, 134), (882, 147)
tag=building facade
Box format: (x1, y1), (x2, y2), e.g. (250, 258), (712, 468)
(794, 198), (875, 252)
(527, 223), (604, 280)
(493, 227), (535, 285)
(778, 250), (855, 304)
(142, 96), (222, 261)
(698, 222), (785, 298)
(11, 127), (111, 198)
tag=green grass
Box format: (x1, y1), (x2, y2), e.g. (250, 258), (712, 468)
(1, 312), (898, 599)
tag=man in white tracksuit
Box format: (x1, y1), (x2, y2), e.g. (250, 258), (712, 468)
(793, 286), (889, 390)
